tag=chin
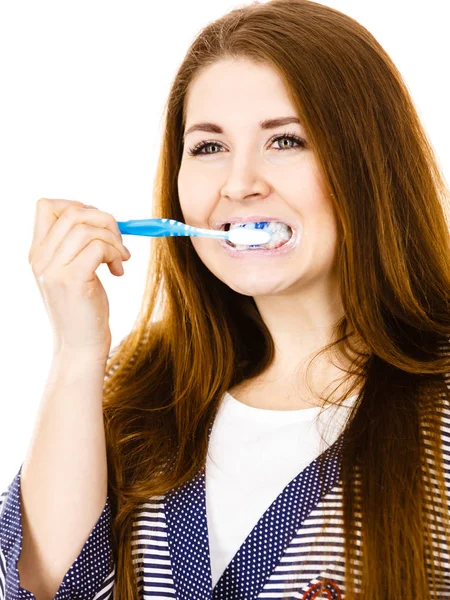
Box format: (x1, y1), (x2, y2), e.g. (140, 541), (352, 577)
(217, 275), (292, 297)
(194, 247), (295, 295)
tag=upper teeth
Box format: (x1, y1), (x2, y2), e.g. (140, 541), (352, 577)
(228, 221), (287, 228)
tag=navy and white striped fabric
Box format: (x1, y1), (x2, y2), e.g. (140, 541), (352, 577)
(1, 401), (449, 599)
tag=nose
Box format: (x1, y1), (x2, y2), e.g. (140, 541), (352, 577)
(220, 152), (271, 202)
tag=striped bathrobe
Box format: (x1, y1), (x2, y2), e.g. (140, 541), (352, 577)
(1, 404), (449, 599)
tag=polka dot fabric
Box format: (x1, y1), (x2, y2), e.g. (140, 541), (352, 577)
(0, 464), (114, 600)
(164, 469), (213, 600)
(2, 396), (450, 599)
(164, 423), (345, 600)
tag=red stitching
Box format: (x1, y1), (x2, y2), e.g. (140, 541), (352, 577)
(300, 579), (343, 600)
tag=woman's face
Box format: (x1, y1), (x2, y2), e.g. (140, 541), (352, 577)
(177, 58), (339, 298)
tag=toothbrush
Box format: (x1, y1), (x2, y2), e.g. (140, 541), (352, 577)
(116, 218), (272, 246)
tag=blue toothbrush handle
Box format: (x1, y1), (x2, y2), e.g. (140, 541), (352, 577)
(117, 218), (191, 237)
(116, 218), (273, 244)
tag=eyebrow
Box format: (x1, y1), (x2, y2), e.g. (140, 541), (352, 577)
(183, 117), (301, 140)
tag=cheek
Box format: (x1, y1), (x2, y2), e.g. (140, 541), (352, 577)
(301, 197), (339, 250)
(188, 238), (221, 275)
(178, 171), (196, 223)
(178, 160), (212, 193)
(177, 166), (211, 224)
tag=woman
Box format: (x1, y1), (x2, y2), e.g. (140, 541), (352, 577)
(1, 1), (449, 598)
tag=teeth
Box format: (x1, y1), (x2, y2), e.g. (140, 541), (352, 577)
(226, 221), (293, 250)
(228, 221), (286, 229)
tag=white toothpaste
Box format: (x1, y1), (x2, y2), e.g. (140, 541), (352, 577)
(227, 221), (292, 250)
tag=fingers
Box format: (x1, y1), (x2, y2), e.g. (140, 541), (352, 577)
(28, 199), (127, 267)
(36, 239), (125, 287)
(31, 223), (130, 280)
(29, 199), (86, 263)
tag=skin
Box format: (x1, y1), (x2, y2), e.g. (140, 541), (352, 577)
(177, 58), (356, 409)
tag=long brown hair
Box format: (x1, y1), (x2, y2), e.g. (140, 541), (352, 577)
(102, 1), (450, 597)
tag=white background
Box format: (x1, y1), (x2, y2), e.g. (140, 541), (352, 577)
(0, 0), (449, 491)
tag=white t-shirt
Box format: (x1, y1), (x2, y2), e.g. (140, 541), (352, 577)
(205, 390), (359, 587)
